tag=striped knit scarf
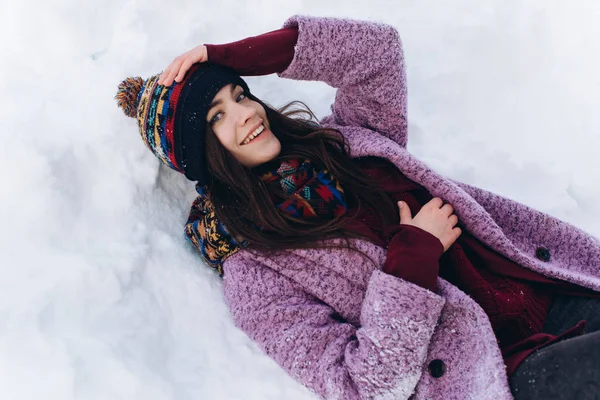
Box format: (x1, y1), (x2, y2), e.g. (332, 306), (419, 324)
(258, 158), (348, 220)
(185, 158), (348, 276)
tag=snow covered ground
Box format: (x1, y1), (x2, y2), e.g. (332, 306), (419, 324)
(1, 0), (599, 399)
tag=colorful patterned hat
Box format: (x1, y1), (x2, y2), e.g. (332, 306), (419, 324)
(115, 63), (250, 184)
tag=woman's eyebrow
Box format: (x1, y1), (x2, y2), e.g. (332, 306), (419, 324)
(208, 85), (237, 111)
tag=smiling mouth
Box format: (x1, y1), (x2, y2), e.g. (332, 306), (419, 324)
(241, 123), (266, 145)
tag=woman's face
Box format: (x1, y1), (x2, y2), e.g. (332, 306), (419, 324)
(206, 83), (281, 168)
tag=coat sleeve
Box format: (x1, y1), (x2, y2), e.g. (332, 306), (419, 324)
(222, 251), (445, 400)
(278, 15), (409, 148)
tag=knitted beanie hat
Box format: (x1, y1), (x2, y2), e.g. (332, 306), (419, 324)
(115, 63), (250, 184)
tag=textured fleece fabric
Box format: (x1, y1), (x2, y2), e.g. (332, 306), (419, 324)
(220, 15), (600, 400)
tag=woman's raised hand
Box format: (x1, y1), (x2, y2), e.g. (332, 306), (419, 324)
(157, 45), (209, 87)
(398, 197), (462, 253)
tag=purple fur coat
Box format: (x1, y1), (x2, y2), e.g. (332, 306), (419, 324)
(219, 15), (600, 400)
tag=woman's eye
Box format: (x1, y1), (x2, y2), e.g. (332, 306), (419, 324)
(209, 92), (247, 125)
(210, 112), (222, 125)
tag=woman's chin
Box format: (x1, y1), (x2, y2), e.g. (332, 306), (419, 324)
(246, 148), (282, 169)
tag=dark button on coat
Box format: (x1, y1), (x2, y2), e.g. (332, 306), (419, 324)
(428, 359), (446, 378)
(536, 247), (551, 262)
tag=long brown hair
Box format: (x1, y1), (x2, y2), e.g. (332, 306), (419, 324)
(203, 92), (398, 264)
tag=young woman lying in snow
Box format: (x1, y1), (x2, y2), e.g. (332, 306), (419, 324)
(115, 15), (600, 400)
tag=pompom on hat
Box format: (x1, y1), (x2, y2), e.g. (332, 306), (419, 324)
(115, 63), (250, 184)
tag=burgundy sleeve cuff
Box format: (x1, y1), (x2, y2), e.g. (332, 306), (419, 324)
(382, 224), (444, 292)
(205, 27), (298, 76)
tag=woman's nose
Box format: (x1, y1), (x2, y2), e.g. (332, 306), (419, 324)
(236, 103), (257, 125)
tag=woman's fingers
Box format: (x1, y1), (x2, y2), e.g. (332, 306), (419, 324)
(428, 197), (443, 208)
(158, 65), (173, 85)
(441, 203), (454, 217)
(442, 227), (462, 252)
(160, 58), (183, 86)
(449, 214), (459, 226)
(158, 65), (171, 85)
(158, 58), (178, 85)
(167, 60), (184, 85)
(157, 46), (207, 86)
(175, 58), (194, 83)
(453, 227), (462, 238)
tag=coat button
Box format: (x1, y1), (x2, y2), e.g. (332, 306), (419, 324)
(535, 247), (551, 262)
(428, 359), (445, 378)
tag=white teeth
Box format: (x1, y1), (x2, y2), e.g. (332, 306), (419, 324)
(243, 124), (265, 144)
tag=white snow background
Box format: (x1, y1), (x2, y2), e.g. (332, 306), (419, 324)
(1, 0), (600, 399)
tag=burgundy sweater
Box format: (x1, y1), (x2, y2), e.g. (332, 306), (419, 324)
(346, 157), (598, 375)
(205, 27), (600, 376)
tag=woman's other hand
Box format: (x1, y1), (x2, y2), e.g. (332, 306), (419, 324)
(397, 198), (462, 253)
(157, 45), (208, 86)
